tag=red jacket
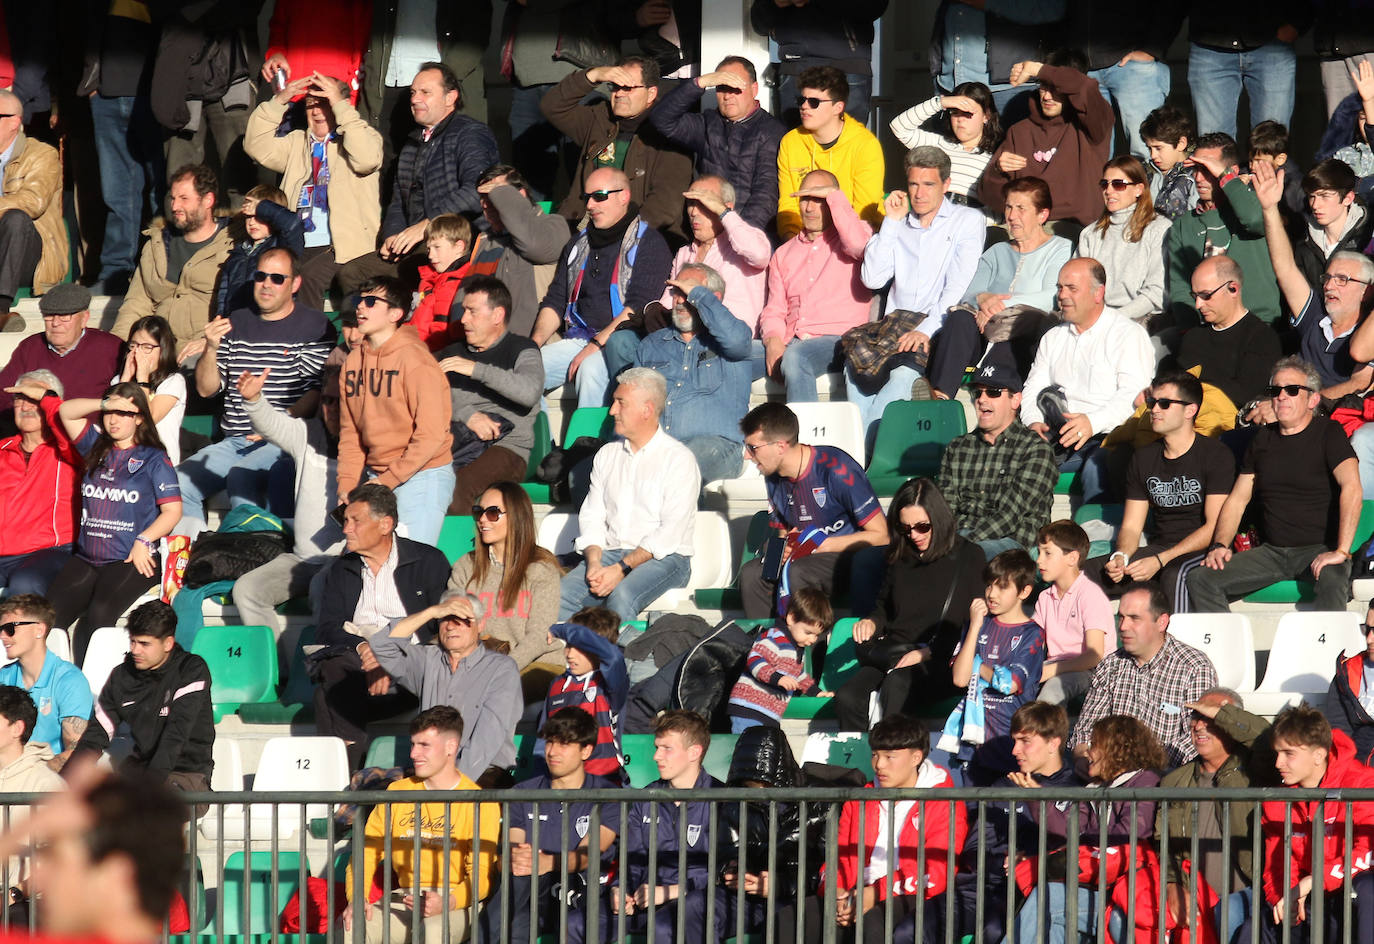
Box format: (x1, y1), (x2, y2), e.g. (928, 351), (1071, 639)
(1262, 727), (1374, 905)
(829, 762), (967, 902)
(264, 0), (372, 102)
(412, 259), (475, 352)
(0, 395), (79, 555)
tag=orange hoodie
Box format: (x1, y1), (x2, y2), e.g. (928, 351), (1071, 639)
(339, 324), (453, 500)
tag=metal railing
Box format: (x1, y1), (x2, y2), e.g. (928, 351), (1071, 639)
(5, 785), (1374, 944)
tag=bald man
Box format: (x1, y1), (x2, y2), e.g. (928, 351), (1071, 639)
(0, 89), (67, 329)
(1176, 255), (1281, 412)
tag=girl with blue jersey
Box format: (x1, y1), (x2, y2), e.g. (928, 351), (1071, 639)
(31, 381), (183, 665)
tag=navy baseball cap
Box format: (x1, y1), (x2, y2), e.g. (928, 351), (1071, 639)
(969, 362), (1023, 392)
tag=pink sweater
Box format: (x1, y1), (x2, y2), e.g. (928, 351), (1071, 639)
(659, 212), (772, 335)
(759, 191), (874, 343)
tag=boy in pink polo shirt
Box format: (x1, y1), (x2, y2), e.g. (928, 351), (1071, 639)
(1033, 520), (1113, 704)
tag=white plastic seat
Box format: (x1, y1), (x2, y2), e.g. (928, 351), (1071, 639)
(197, 739), (247, 839)
(1245, 611), (1365, 716)
(80, 626), (130, 694)
(44, 628), (71, 664)
(787, 401), (868, 466)
(210, 736), (350, 841)
(1166, 614), (1256, 692)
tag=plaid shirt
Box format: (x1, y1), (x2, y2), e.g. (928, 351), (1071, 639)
(938, 422), (1056, 549)
(1071, 635), (1219, 767)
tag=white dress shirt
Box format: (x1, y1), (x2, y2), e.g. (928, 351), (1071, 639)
(575, 426), (700, 559)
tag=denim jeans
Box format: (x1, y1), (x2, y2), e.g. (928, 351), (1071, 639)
(508, 83), (561, 203)
(376, 464), (455, 547)
(542, 337), (611, 409)
(729, 716), (762, 734)
(780, 336), (844, 402)
(683, 435), (744, 488)
(845, 362), (921, 456)
(1090, 59), (1171, 159)
(602, 328), (640, 390)
(1351, 423), (1374, 498)
(557, 549), (691, 623)
(963, 534), (1022, 561)
(174, 437), (290, 538)
(777, 71), (872, 126)
(0, 544), (72, 597)
(1188, 42), (1296, 140)
(90, 93), (161, 282)
(1016, 883), (1099, 944)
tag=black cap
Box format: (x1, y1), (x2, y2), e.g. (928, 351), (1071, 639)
(38, 283), (92, 316)
(969, 361), (1023, 392)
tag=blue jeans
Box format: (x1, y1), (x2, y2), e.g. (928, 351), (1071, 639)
(1016, 883), (1099, 944)
(780, 336), (843, 402)
(174, 437), (290, 538)
(1352, 424), (1374, 498)
(961, 533), (1023, 561)
(602, 328), (639, 390)
(730, 716), (763, 734)
(683, 435), (744, 487)
(557, 549), (691, 623)
(1188, 42), (1296, 139)
(0, 544), (72, 597)
(778, 71), (872, 126)
(374, 464), (455, 547)
(542, 337), (612, 410)
(90, 94), (161, 282)
(845, 362), (921, 456)
(509, 83), (561, 203)
(1090, 59), (1171, 160)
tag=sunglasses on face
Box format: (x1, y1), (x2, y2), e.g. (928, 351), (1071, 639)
(609, 83), (645, 93)
(358, 295), (391, 309)
(581, 188), (625, 203)
(0, 620), (39, 636)
(471, 505), (507, 522)
(1264, 383), (1313, 399)
(744, 440), (782, 457)
(904, 521), (933, 535)
(1099, 178), (1135, 191)
(1145, 396), (1191, 410)
(1364, 623), (1374, 634)
(1189, 280), (1234, 302)
(253, 271), (289, 285)
(797, 96), (834, 110)
(969, 385), (1006, 399)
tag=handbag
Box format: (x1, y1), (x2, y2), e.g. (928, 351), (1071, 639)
(867, 569), (963, 726)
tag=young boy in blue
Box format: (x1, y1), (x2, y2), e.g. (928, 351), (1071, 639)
(937, 549), (1046, 785)
(539, 607), (628, 782)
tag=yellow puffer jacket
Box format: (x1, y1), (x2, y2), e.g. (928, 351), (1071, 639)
(1103, 365), (1237, 448)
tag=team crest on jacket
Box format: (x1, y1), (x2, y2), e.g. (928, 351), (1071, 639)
(687, 824), (702, 846)
(127, 457), (144, 474)
(576, 815), (590, 839)
(812, 487), (827, 508)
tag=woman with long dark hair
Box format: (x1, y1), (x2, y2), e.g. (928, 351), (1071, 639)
(35, 381), (183, 664)
(447, 481), (562, 700)
(889, 82), (1002, 203)
(834, 478), (986, 730)
(1077, 156), (1172, 326)
(118, 315), (186, 463)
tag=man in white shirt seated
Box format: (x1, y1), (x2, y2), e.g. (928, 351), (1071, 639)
(556, 367), (699, 623)
(1020, 257), (1155, 502)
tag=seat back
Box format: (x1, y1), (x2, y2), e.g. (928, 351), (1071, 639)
(1258, 612), (1365, 694)
(254, 736), (351, 792)
(81, 626), (130, 692)
(702, 733), (739, 782)
(1166, 614), (1257, 692)
(364, 734), (412, 771)
(438, 515), (477, 564)
(620, 734), (661, 788)
(191, 625), (279, 718)
(684, 512), (732, 591)
(527, 411), (553, 479)
(537, 512), (579, 556)
(44, 628), (71, 663)
(801, 732), (873, 779)
(563, 407), (613, 446)
(790, 401), (868, 466)
(218, 850), (309, 936)
(820, 618), (861, 691)
(867, 400), (967, 479)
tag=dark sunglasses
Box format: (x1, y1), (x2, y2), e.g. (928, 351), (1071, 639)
(1145, 396), (1191, 410)
(797, 96), (834, 109)
(1364, 623), (1374, 634)
(0, 620), (39, 636)
(1189, 280), (1234, 302)
(253, 271), (289, 285)
(358, 295), (391, 309)
(969, 385), (1006, 399)
(1099, 178), (1134, 191)
(904, 521), (933, 535)
(1264, 383), (1313, 399)
(609, 83), (645, 93)
(471, 504), (507, 522)
(581, 188), (625, 203)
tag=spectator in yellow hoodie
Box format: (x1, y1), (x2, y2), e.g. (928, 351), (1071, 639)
(345, 705), (499, 944)
(339, 275), (455, 546)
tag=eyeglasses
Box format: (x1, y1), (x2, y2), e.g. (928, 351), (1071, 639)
(904, 521), (933, 535)
(1264, 383), (1313, 399)
(969, 385), (1006, 399)
(1189, 280), (1234, 302)
(1099, 178), (1135, 191)
(1364, 623), (1374, 634)
(253, 271), (289, 285)
(40, 312), (78, 322)
(471, 504), (507, 522)
(581, 189), (625, 203)
(0, 620), (39, 636)
(1145, 396), (1191, 410)
(609, 83), (645, 93)
(127, 341), (160, 353)
(1320, 272), (1372, 288)
(744, 440), (782, 457)
(103, 409), (140, 418)
(797, 96), (835, 109)
(358, 295), (391, 309)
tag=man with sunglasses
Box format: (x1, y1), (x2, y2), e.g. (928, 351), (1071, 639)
(0, 594), (92, 772)
(938, 362), (1056, 559)
(1324, 600), (1374, 767)
(1187, 357), (1362, 614)
(1176, 256), (1282, 414)
(540, 56), (692, 238)
(170, 247), (334, 541)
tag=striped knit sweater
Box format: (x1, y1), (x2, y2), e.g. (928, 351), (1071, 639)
(727, 625), (820, 724)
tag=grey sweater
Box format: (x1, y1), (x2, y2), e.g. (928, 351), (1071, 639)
(1076, 208), (1171, 323)
(446, 331), (544, 461)
(447, 551), (563, 669)
(477, 185), (570, 338)
(243, 395), (342, 559)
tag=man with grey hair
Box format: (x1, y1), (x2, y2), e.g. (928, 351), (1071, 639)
(0, 284), (121, 425)
(633, 263), (753, 487)
(372, 588), (522, 783)
(847, 145), (985, 450)
(557, 368), (699, 622)
(0, 369), (78, 595)
(1188, 355), (1361, 613)
(0, 88), (67, 329)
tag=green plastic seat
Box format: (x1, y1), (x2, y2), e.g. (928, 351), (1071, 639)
(620, 734), (662, 788)
(1054, 471), (1079, 495)
(866, 400), (968, 495)
(812, 732), (874, 779)
(511, 732), (541, 782)
(562, 406), (613, 446)
(693, 511), (771, 610)
(217, 850), (309, 936)
(438, 515), (477, 564)
(364, 734), (412, 770)
(702, 734), (739, 781)
(182, 414), (216, 439)
(537, 200), (554, 214)
(520, 413), (555, 503)
(190, 625), (278, 723)
(783, 617), (860, 720)
(1242, 499), (1374, 603)
(237, 625), (316, 725)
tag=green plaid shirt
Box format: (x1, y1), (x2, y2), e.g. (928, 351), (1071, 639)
(938, 421), (1057, 549)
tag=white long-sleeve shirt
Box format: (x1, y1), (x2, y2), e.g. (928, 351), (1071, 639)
(1019, 306), (1154, 436)
(576, 426), (700, 558)
(861, 198), (986, 334)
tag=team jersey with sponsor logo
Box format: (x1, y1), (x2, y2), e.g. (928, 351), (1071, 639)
(74, 426), (180, 565)
(764, 444), (880, 537)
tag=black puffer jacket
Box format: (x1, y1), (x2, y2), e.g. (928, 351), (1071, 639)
(383, 111), (499, 237)
(720, 726), (815, 896)
(672, 620), (754, 728)
(1313, 1), (1374, 59)
(750, 0), (888, 76)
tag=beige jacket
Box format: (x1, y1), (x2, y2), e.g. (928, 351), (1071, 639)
(0, 132), (68, 293)
(113, 220), (233, 352)
(244, 98), (384, 264)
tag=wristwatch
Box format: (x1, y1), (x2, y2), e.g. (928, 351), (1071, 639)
(619, 560), (633, 576)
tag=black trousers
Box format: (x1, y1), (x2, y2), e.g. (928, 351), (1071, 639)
(311, 649), (419, 769)
(50, 555), (158, 665)
(0, 209), (42, 300)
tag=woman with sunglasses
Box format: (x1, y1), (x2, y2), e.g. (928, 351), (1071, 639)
(834, 478), (986, 731)
(1077, 156), (1171, 328)
(889, 82), (1001, 206)
(448, 482), (562, 701)
(33, 382), (181, 665)
(117, 316), (186, 464)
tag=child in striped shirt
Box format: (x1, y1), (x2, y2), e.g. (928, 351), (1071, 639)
(539, 606), (628, 782)
(727, 587), (833, 731)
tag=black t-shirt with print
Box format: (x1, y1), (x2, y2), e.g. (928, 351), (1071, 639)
(1126, 434), (1237, 548)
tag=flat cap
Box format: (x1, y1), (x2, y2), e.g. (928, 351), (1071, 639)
(37, 283), (92, 316)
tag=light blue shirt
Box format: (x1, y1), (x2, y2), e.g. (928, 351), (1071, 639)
(385, 0), (440, 87)
(861, 198), (986, 334)
(960, 235), (1073, 312)
(0, 653), (94, 754)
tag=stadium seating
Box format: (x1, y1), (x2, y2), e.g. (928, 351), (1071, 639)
(211, 736), (350, 841)
(437, 515), (477, 564)
(693, 510), (770, 611)
(561, 406), (614, 446)
(1242, 500), (1374, 603)
(44, 627), (71, 663)
(81, 626), (130, 693)
(705, 401), (867, 503)
(1243, 611), (1365, 716)
(1166, 614), (1257, 692)
(800, 731), (873, 779)
(236, 625), (317, 725)
(784, 617), (860, 720)
(866, 399), (967, 495)
(518, 412), (555, 503)
(215, 850), (310, 936)
(191, 625), (279, 723)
